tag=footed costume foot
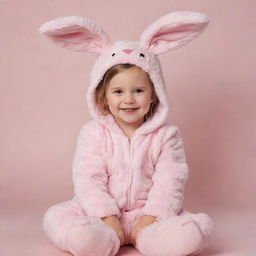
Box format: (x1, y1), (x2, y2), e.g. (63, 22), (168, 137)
(135, 216), (205, 256)
(188, 213), (214, 255)
(66, 217), (120, 256)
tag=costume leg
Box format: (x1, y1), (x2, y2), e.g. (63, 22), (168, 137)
(135, 211), (213, 256)
(43, 198), (120, 256)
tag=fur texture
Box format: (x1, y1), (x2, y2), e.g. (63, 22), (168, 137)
(40, 11), (213, 256)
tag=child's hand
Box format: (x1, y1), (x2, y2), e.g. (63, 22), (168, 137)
(130, 215), (156, 245)
(101, 215), (126, 246)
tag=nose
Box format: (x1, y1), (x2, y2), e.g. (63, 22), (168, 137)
(123, 49), (133, 54)
(125, 93), (135, 103)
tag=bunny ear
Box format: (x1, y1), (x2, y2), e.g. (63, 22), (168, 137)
(39, 16), (112, 54)
(140, 11), (209, 55)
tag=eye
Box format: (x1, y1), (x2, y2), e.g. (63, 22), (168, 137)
(136, 89), (144, 93)
(139, 53), (145, 58)
(112, 53), (116, 57)
(113, 90), (122, 94)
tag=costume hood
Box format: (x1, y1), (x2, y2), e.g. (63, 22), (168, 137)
(39, 11), (209, 136)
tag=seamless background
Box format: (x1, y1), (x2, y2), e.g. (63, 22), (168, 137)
(1, 1), (256, 255)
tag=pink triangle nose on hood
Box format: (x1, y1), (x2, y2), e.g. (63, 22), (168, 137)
(86, 40), (169, 136)
(123, 49), (133, 54)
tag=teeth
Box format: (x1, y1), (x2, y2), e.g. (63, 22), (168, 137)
(122, 108), (138, 111)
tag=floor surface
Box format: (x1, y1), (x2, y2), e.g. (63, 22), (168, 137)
(1, 208), (255, 256)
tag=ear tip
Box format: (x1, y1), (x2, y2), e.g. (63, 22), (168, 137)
(38, 24), (47, 34)
(38, 19), (56, 35)
(38, 16), (85, 34)
(169, 10), (209, 24)
(187, 11), (209, 24)
(197, 12), (210, 24)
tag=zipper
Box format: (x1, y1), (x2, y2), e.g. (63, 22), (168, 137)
(126, 138), (133, 211)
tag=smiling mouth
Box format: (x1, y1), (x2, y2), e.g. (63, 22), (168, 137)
(120, 108), (139, 112)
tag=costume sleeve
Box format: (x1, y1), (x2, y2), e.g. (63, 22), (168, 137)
(72, 121), (121, 218)
(142, 126), (189, 221)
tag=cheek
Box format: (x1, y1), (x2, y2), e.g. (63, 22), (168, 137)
(139, 96), (151, 108)
(107, 97), (119, 108)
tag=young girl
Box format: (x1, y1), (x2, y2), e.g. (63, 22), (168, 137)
(40, 11), (213, 256)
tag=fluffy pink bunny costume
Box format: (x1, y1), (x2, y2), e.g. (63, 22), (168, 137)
(39, 11), (213, 256)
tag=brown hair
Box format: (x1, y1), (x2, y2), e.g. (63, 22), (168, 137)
(95, 64), (159, 122)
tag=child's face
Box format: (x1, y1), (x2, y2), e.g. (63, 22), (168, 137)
(105, 68), (153, 130)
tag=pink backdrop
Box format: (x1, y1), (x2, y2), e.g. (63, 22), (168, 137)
(1, 1), (255, 255)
